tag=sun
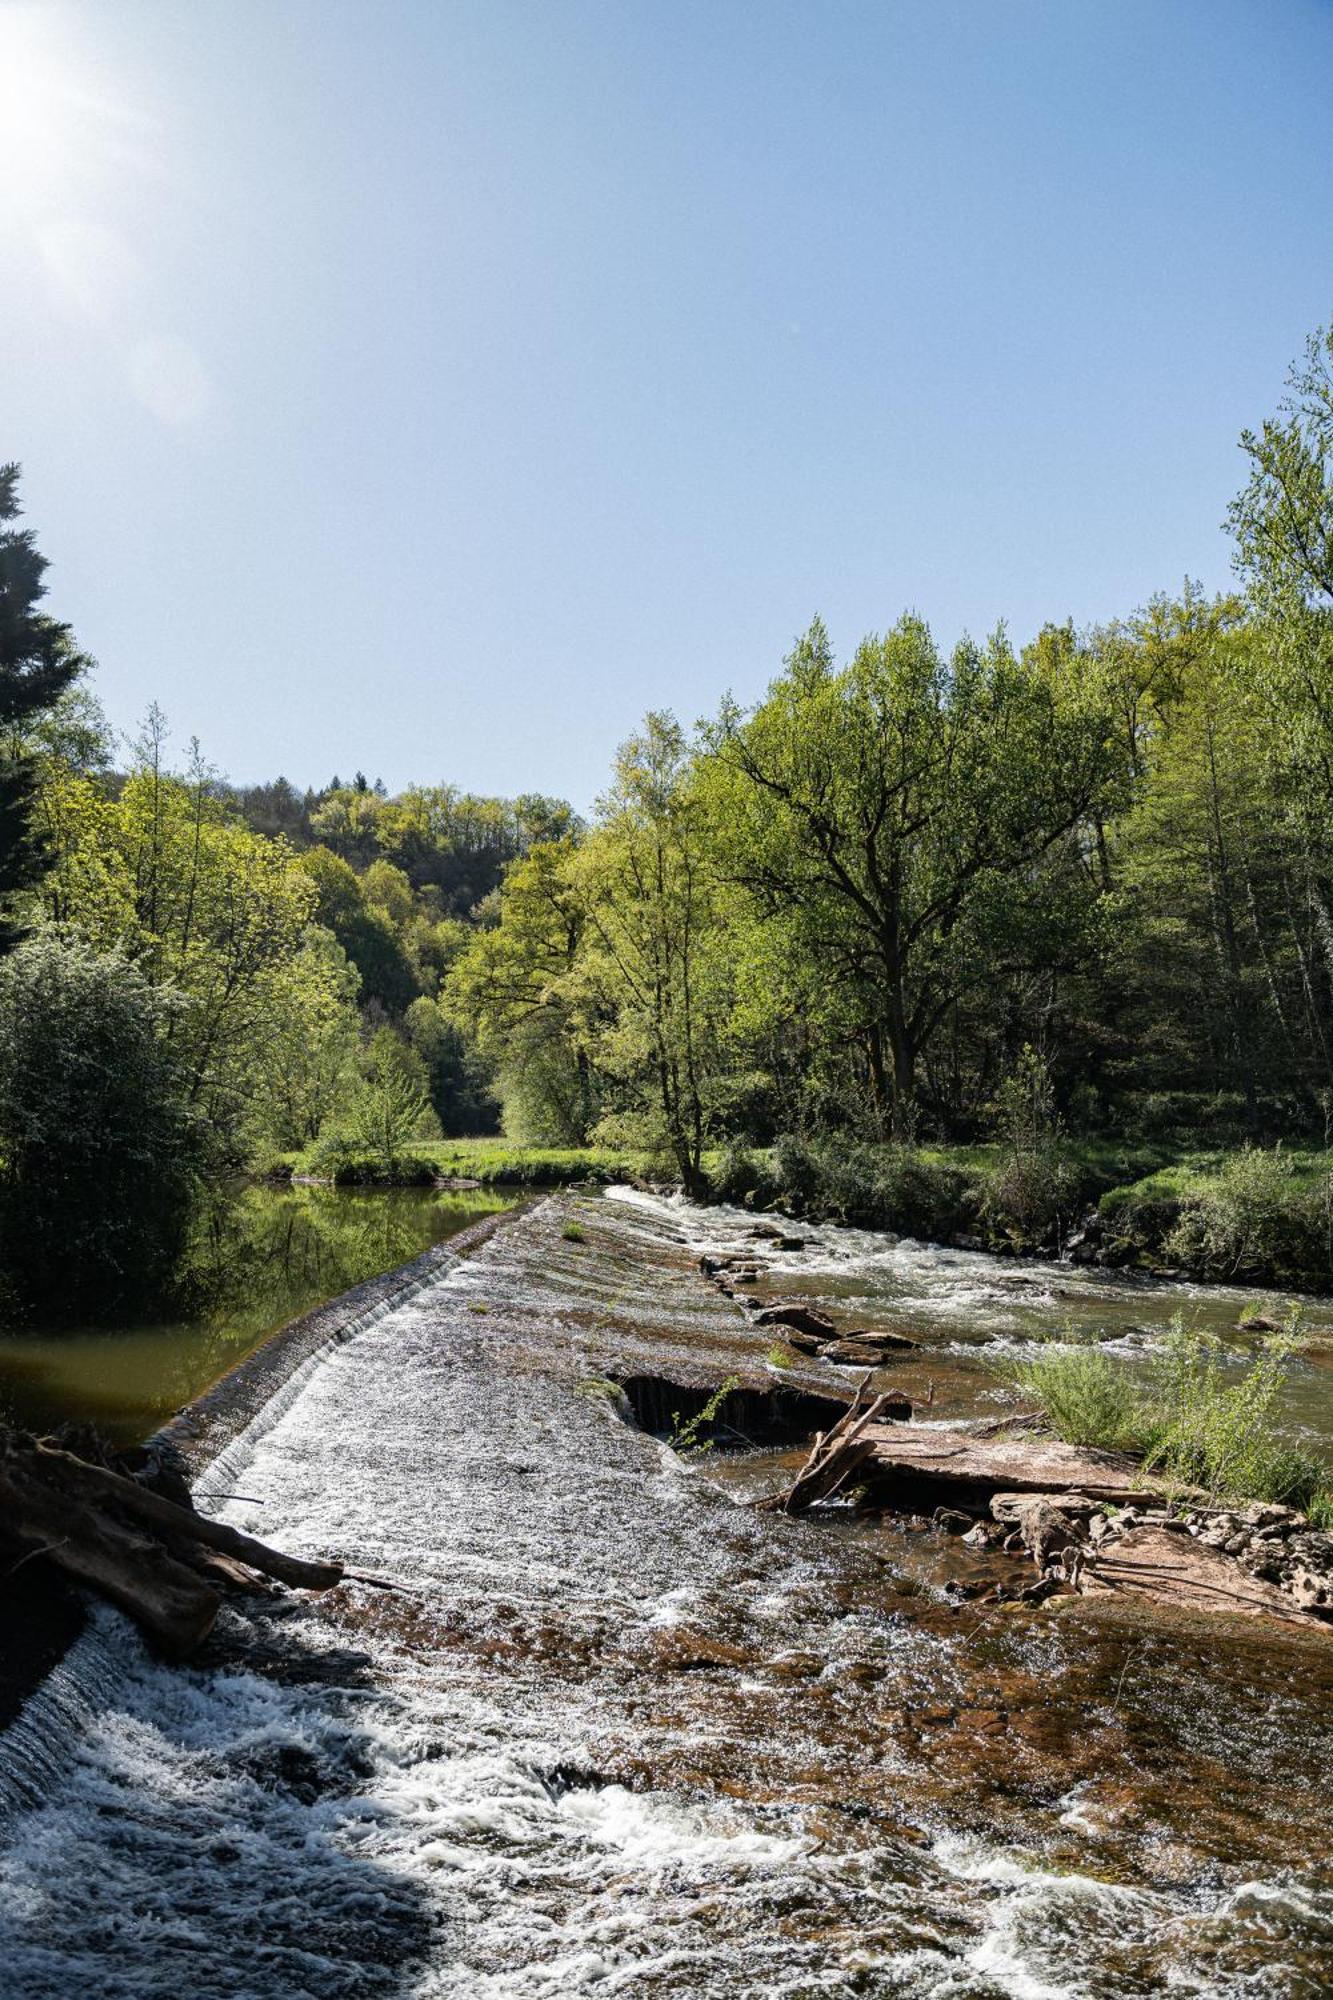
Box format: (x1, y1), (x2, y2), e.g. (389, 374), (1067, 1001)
(0, 4), (141, 223)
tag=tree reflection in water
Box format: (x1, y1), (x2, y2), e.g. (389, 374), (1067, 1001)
(0, 1182), (516, 1442)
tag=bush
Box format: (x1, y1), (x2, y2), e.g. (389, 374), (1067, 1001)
(1000, 1309), (1330, 1510)
(0, 934), (205, 1313)
(970, 1149), (1084, 1250)
(1140, 1316), (1324, 1506)
(768, 1134), (969, 1236)
(1166, 1147), (1333, 1285)
(708, 1140), (776, 1207)
(999, 1341), (1143, 1451)
(308, 1139), (437, 1186)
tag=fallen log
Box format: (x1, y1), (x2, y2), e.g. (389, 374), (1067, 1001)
(0, 1429), (343, 1658)
(851, 1425), (1164, 1513)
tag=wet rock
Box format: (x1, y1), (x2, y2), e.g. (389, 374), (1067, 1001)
(778, 1330), (825, 1354)
(823, 1340), (892, 1366)
(933, 1507), (975, 1536)
(755, 1303), (837, 1340)
(841, 1328), (918, 1351)
(649, 1628), (753, 1673)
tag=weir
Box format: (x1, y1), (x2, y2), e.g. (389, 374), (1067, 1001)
(1, 1192), (1332, 1997)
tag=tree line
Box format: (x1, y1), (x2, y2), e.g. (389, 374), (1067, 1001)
(2, 319), (1332, 1306)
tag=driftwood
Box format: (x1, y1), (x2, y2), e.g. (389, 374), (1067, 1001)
(0, 1429), (343, 1657)
(761, 1377), (911, 1514)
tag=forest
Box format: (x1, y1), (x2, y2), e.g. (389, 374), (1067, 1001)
(4, 319), (1333, 1314)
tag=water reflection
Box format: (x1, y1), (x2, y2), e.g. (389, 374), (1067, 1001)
(0, 1182), (516, 1442)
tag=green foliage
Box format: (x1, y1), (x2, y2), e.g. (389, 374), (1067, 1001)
(769, 1134), (971, 1237)
(337, 1029), (437, 1164)
(576, 714), (729, 1192)
(1003, 1310), (1327, 1511)
(708, 1139), (776, 1207)
(248, 925), (361, 1149)
(668, 1375), (741, 1458)
(999, 1342), (1143, 1452)
(308, 1147), (438, 1187)
(1165, 1147), (1333, 1282)
(560, 1220), (586, 1242)
(0, 933), (205, 1311)
(404, 994), (497, 1136)
(0, 466), (88, 946)
(1140, 1317), (1323, 1507)
(971, 1149), (1084, 1250)
(699, 615), (1127, 1138)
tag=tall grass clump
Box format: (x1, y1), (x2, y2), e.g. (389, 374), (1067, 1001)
(1140, 1315), (1325, 1507)
(998, 1338), (1143, 1451)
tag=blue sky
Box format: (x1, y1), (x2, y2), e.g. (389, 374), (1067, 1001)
(3, 0), (1332, 809)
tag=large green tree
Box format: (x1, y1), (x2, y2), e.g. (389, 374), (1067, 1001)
(701, 617), (1127, 1137)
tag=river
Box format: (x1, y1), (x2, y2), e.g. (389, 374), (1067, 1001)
(0, 1188), (1330, 1996)
(0, 1181), (519, 1443)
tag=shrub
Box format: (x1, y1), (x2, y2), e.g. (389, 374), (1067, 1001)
(998, 1341), (1143, 1451)
(1165, 1147), (1329, 1284)
(308, 1140), (437, 1186)
(0, 934), (206, 1312)
(709, 1139), (774, 1207)
(768, 1134), (969, 1236)
(996, 1311), (1330, 1511)
(971, 1149), (1084, 1250)
(1139, 1316), (1322, 1505)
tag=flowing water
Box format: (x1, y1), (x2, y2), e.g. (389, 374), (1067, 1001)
(0, 1182), (518, 1443)
(1, 1190), (1331, 1996)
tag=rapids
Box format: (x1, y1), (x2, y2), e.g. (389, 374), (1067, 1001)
(1, 1192), (1331, 1997)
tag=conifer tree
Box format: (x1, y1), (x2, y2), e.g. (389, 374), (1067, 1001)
(0, 463), (86, 945)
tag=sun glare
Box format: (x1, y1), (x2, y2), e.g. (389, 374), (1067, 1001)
(0, 5), (142, 220)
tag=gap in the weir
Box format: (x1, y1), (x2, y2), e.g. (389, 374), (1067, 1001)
(612, 1373), (847, 1452)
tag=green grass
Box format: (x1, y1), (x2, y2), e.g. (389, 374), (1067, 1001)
(997, 1316), (1333, 1514)
(560, 1220), (587, 1242)
(279, 1136), (672, 1186)
(998, 1341), (1142, 1451)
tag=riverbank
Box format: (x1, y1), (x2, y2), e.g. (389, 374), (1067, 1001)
(275, 1132), (1333, 1297)
(3, 1190), (1331, 1996)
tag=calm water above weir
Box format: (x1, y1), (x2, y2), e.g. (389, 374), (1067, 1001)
(0, 1182), (518, 1442)
(2, 1189), (1332, 1997)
